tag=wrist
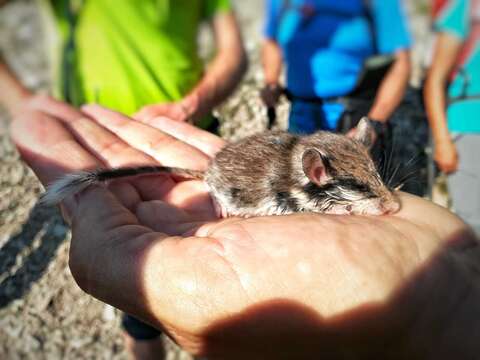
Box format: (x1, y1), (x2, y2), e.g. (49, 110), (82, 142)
(265, 81), (280, 89)
(4, 86), (31, 115)
(367, 114), (388, 123)
(435, 137), (453, 145)
(369, 119), (390, 137)
(433, 132), (454, 146)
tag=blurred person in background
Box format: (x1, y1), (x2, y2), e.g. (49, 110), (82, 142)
(0, 0), (247, 133)
(424, 0), (480, 233)
(260, 0), (431, 197)
(260, 0), (412, 136)
(1, 1), (246, 358)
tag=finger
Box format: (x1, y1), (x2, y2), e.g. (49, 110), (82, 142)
(31, 97), (158, 168)
(72, 186), (145, 235)
(64, 116), (158, 168)
(162, 181), (217, 218)
(69, 185), (169, 322)
(133, 104), (168, 122)
(82, 105), (211, 170)
(12, 107), (147, 218)
(108, 182), (143, 212)
(11, 110), (100, 185)
(28, 94), (83, 121)
(131, 177), (217, 220)
(135, 200), (205, 235)
(137, 115), (226, 158)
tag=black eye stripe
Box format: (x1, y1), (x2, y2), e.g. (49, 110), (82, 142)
(333, 177), (375, 196)
(302, 177), (377, 203)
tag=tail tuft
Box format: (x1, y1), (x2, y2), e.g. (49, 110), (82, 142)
(40, 171), (99, 206)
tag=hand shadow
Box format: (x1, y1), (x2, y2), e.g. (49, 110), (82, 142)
(0, 200), (67, 308)
(197, 228), (479, 359)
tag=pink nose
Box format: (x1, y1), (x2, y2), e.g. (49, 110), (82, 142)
(382, 199), (400, 215)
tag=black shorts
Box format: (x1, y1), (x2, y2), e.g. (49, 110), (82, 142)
(122, 314), (162, 341)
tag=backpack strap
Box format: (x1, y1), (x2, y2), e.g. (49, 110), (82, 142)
(448, 0), (480, 103)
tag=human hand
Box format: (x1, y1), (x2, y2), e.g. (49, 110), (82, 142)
(260, 83), (282, 108)
(434, 138), (458, 174)
(134, 93), (200, 125)
(134, 102), (191, 123)
(5, 91), (47, 117)
(11, 103), (479, 359)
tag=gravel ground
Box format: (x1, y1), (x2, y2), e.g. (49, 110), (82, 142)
(0, 1), (430, 359)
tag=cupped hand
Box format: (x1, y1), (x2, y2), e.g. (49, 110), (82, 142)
(11, 100), (479, 359)
(260, 83), (282, 108)
(434, 138), (458, 174)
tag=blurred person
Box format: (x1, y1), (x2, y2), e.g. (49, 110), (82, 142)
(1, 1), (246, 358)
(260, 0), (412, 136)
(0, 0), (247, 132)
(10, 99), (480, 359)
(424, 0), (480, 233)
(260, 0), (432, 197)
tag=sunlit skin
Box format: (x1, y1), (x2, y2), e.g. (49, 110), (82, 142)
(424, 32), (464, 174)
(11, 96), (480, 359)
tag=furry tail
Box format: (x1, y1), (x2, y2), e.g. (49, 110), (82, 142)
(40, 166), (204, 206)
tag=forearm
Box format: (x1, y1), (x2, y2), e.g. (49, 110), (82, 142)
(423, 33), (464, 146)
(261, 38), (283, 85)
(0, 57), (31, 114)
(424, 75), (451, 144)
(368, 51), (411, 122)
(182, 12), (247, 122)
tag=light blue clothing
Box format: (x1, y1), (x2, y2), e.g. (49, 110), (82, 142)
(264, 0), (411, 99)
(435, 0), (480, 133)
(264, 0), (412, 131)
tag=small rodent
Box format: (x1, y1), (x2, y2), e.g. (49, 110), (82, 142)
(42, 117), (400, 216)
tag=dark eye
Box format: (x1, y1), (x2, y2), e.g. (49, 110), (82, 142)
(346, 205), (353, 212)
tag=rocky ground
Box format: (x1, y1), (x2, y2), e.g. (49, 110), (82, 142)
(0, 1), (432, 359)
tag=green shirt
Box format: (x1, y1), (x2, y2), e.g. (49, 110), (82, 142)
(48, 0), (230, 116)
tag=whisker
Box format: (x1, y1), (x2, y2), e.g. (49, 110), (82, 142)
(391, 168), (422, 189)
(387, 163), (402, 188)
(385, 131), (397, 184)
(378, 149), (388, 181)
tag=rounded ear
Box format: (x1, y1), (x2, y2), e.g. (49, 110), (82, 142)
(351, 117), (374, 149)
(302, 149), (330, 186)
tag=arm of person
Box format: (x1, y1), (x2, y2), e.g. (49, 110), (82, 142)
(424, 32), (463, 173)
(11, 101), (480, 359)
(1, 1), (33, 113)
(367, 49), (411, 122)
(181, 11), (247, 122)
(260, 38), (283, 107)
(135, 11), (247, 124)
(0, 55), (32, 114)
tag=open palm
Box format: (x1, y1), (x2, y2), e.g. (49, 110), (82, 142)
(11, 96), (479, 359)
